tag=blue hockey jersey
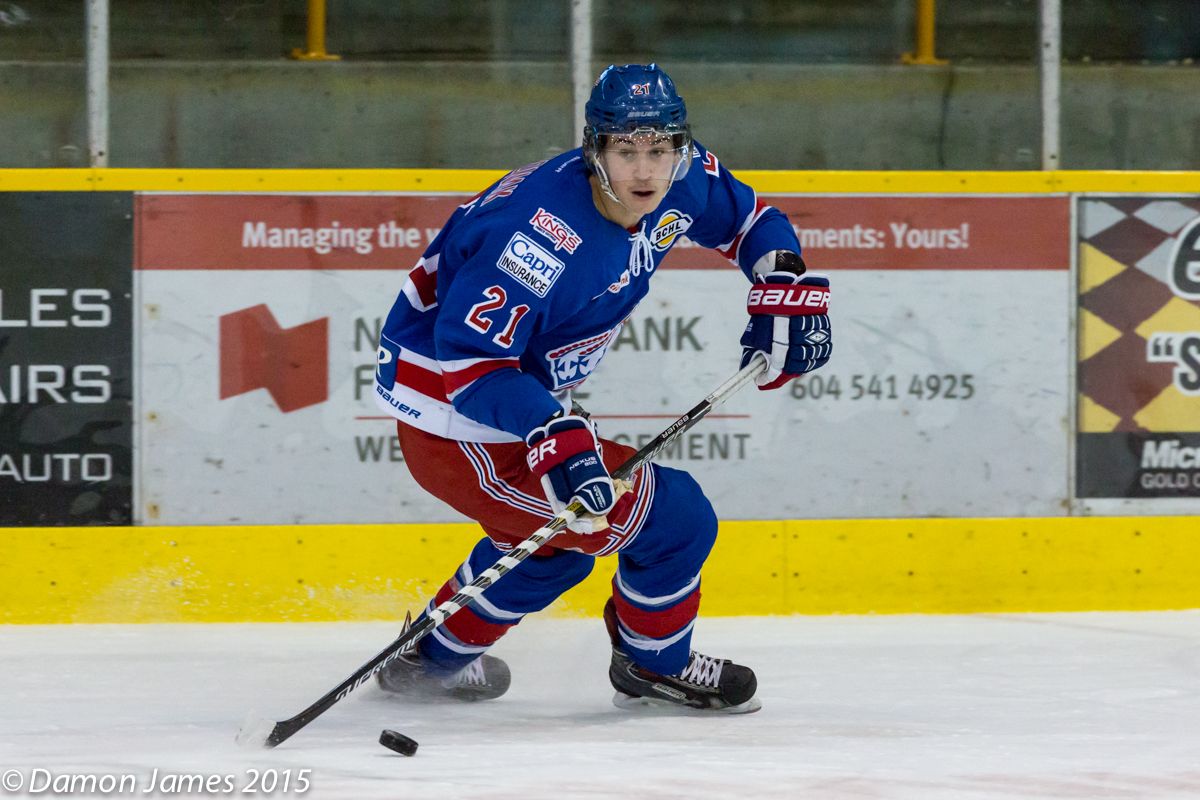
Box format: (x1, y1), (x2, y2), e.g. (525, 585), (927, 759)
(374, 143), (801, 443)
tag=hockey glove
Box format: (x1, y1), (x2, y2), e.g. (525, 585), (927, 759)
(525, 413), (616, 534)
(740, 271), (832, 390)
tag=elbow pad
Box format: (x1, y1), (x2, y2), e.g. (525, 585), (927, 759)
(751, 250), (807, 279)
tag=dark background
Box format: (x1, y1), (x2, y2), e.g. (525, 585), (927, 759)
(0, 192), (134, 525)
(2, 1), (1198, 63)
(1077, 432), (1200, 498)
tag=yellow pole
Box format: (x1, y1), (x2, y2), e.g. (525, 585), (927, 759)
(902, 0), (948, 65)
(290, 0), (341, 61)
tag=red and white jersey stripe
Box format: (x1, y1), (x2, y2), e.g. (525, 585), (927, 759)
(439, 355), (521, 401)
(401, 255), (439, 311)
(715, 196), (771, 265)
(375, 347), (530, 443)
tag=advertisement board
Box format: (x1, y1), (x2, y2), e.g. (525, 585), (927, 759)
(1077, 197), (1200, 502)
(0, 193), (134, 525)
(134, 192), (1070, 524)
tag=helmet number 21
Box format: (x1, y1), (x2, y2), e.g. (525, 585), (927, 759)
(465, 285), (530, 349)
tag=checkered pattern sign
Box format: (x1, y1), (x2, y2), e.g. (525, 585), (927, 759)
(1077, 197), (1200, 498)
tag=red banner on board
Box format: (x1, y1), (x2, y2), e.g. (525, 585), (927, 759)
(135, 194), (1069, 271)
(135, 194), (464, 271)
(665, 195), (1069, 271)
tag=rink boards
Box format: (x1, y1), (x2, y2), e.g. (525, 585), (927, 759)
(1, 169), (1199, 620)
(3, 516), (1199, 623)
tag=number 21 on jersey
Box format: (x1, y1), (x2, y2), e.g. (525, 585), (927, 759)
(465, 285), (530, 348)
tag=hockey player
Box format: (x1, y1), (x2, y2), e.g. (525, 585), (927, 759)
(373, 63), (831, 713)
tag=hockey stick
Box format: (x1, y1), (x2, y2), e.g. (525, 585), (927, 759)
(239, 352), (767, 748)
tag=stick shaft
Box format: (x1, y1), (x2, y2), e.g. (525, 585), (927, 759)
(262, 354), (766, 747)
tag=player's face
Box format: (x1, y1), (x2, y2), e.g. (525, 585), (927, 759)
(599, 133), (679, 217)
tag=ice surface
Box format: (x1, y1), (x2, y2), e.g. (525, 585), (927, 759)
(2, 612), (1199, 799)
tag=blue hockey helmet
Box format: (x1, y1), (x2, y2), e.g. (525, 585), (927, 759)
(583, 63), (693, 189)
(585, 63), (688, 132)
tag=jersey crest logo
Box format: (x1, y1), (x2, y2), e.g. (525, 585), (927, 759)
(650, 209), (694, 251)
(530, 208), (582, 254)
(545, 325), (621, 389)
(630, 82), (651, 96)
(495, 232), (565, 298)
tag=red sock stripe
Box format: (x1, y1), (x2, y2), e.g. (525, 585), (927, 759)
(442, 606), (516, 646)
(432, 578), (517, 646)
(433, 579), (461, 606)
(611, 583), (701, 639)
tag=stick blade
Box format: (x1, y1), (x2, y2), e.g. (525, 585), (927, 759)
(234, 712), (280, 749)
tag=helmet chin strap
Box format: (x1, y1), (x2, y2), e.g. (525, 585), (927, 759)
(592, 159), (635, 216)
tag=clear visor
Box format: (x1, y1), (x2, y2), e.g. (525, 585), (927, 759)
(592, 126), (692, 186)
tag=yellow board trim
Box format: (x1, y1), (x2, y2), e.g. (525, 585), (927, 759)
(2, 170), (1198, 621)
(2, 518), (1197, 624)
(3, 168), (1200, 194)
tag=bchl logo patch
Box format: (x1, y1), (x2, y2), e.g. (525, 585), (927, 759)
(496, 232), (565, 298)
(545, 326), (621, 389)
(650, 209), (694, 251)
(530, 207), (582, 254)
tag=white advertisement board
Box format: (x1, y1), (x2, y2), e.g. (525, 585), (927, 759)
(135, 193), (1071, 524)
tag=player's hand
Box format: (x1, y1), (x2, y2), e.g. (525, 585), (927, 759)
(525, 413), (615, 534)
(740, 271), (832, 390)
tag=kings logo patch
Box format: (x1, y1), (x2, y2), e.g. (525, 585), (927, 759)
(650, 209), (694, 251)
(530, 207), (582, 254)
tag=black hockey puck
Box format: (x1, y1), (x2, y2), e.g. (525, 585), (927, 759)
(379, 729), (419, 756)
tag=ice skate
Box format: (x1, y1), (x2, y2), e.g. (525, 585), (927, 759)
(375, 614), (511, 702)
(604, 599), (762, 714)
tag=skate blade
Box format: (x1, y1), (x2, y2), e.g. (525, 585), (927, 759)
(612, 691), (763, 715)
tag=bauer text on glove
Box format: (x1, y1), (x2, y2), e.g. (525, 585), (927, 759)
(739, 271), (832, 390)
